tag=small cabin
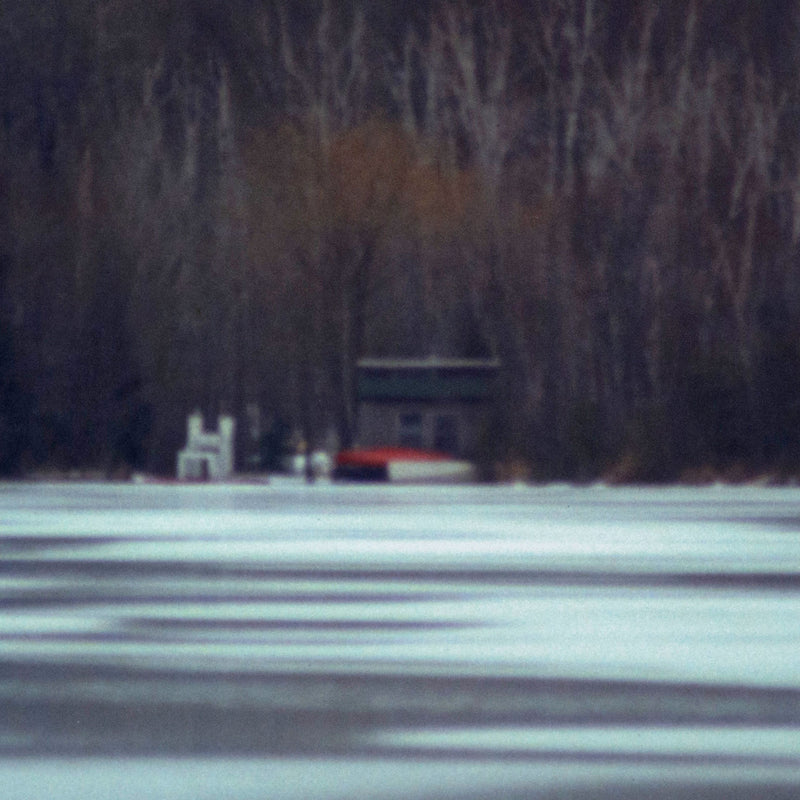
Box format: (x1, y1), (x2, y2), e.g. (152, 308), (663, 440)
(354, 357), (499, 458)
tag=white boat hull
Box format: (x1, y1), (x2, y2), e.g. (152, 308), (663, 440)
(387, 459), (476, 484)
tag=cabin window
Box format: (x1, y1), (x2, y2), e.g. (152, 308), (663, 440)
(434, 415), (459, 455)
(398, 412), (423, 448)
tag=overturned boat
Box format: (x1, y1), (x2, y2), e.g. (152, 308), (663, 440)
(333, 447), (476, 483)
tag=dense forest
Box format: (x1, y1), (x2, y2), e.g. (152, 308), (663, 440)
(2, 0), (800, 481)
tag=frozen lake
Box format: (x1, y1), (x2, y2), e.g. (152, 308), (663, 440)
(1, 480), (799, 798)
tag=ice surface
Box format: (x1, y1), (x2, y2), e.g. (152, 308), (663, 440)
(1, 480), (799, 798)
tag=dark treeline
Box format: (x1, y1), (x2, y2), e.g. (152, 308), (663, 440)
(2, 0), (800, 480)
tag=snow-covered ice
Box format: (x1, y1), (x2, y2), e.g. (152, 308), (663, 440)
(0, 480), (799, 798)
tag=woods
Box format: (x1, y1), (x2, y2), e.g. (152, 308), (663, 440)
(2, 0), (800, 480)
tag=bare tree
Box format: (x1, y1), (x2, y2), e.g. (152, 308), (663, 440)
(276, 0), (369, 152)
(527, 0), (601, 194)
(710, 61), (783, 365)
(252, 3), (410, 453)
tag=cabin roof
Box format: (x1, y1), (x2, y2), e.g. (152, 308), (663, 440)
(356, 357), (499, 402)
(357, 357), (500, 370)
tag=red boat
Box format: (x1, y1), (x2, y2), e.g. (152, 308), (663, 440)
(333, 447), (475, 483)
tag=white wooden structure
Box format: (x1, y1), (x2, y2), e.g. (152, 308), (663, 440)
(176, 411), (236, 481)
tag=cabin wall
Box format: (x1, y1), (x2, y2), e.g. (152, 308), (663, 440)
(356, 401), (488, 457)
